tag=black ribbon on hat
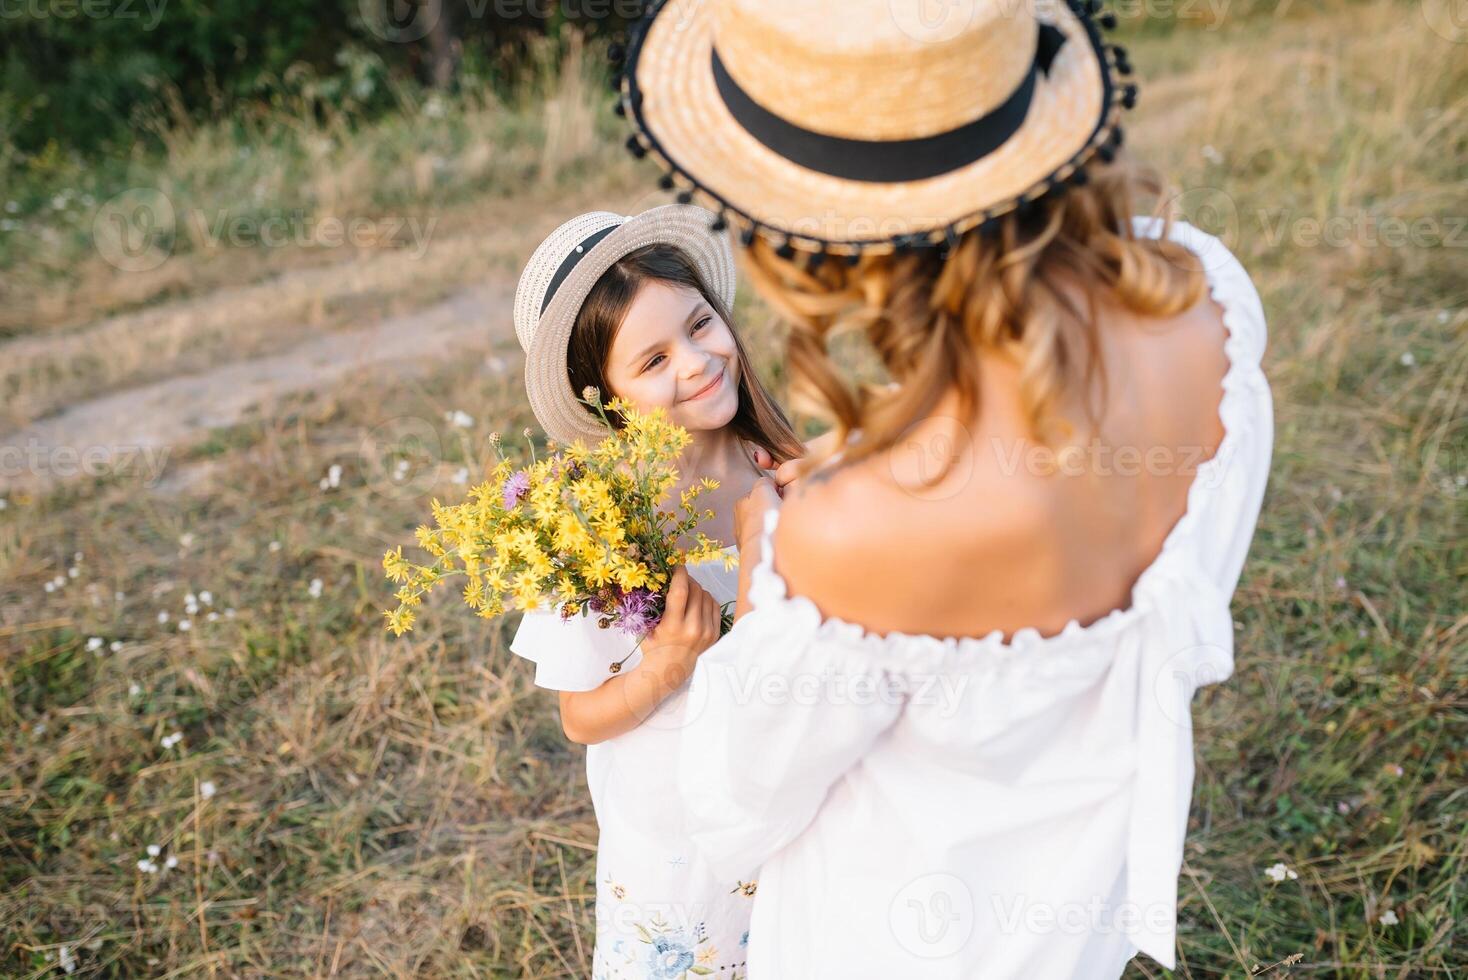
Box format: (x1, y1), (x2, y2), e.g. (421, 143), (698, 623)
(712, 21), (1069, 184)
(541, 223), (619, 316)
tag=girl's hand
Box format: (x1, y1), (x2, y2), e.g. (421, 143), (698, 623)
(639, 566), (722, 692)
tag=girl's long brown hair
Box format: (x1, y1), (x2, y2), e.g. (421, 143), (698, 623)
(566, 242), (805, 465)
(737, 160), (1208, 482)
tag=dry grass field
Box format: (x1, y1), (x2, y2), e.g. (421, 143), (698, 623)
(1, 1), (1464, 976)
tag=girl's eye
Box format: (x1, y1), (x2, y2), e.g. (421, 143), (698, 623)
(641, 318), (710, 373)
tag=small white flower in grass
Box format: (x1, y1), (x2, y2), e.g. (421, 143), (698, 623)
(58, 944), (76, 974)
(1378, 909), (1398, 926)
(445, 409), (474, 429)
(1399, 351), (1415, 367)
(33, 722), (46, 735)
(146, 844), (161, 857)
(164, 854), (178, 870)
(157, 611), (170, 624)
(179, 532), (195, 548)
(178, 618), (192, 632)
(129, 683), (142, 697)
(319, 463), (343, 491)
(1334, 576), (1348, 591)
(115, 590), (125, 602)
(110, 640), (121, 652)
(308, 578), (324, 599)
(452, 466), (469, 485)
(200, 780), (217, 799)
(86, 637), (104, 652)
(1264, 862), (1298, 882)
(207, 611), (220, 623)
(73, 550), (82, 561)
(68, 565), (79, 578)
(0, 497), (7, 510)
(225, 607), (236, 618)
(268, 540), (282, 553)
(200, 590), (212, 605)
(161, 731), (183, 749)
(137, 858), (158, 874)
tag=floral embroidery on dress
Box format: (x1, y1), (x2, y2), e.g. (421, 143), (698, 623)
(596, 872), (752, 978)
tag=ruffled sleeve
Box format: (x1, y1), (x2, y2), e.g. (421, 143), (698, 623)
(509, 607), (640, 692)
(1121, 216), (1274, 969)
(675, 512), (904, 881)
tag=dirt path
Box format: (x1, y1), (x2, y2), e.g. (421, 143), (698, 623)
(1, 281), (517, 495)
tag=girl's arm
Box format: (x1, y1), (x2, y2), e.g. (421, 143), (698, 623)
(558, 566), (723, 744)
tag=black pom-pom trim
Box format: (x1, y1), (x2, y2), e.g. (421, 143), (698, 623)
(1120, 84), (1138, 109)
(808, 251), (827, 269)
(613, 101), (626, 118)
(658, 173), (676, 190)
(624, 135), (647, 159)
(776, 238), (796, 260)
(608, 73), (623, 93)
(675, 190), (694, 204)
(845, 252), (861, 267)
(607, 42), (626, 63)
(1098, 11), (1117, 29)
(710, 213), (728, 232)
(740, 225), (757, 247)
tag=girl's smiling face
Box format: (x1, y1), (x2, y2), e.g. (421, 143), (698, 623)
(603, 279), (742, 432)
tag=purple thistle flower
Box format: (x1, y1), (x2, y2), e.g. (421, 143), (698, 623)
(501, 471), (530, 510)
(613, 588), (662, 638)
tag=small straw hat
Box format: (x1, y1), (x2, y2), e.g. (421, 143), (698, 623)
(611, 0), (1137, 258)
(513, 204), (737, 445)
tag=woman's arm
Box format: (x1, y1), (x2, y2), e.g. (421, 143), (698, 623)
(732, 478), (781, 622)
(558, 566), (723, 744)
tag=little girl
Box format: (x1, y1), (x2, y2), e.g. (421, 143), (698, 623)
(507, 205), (803, 978)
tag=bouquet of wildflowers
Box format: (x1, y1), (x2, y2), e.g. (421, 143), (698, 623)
(381, 389), (736, 640)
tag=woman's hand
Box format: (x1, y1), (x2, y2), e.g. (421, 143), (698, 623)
(749, 428), (846, 497)
(638, 566), (722, 694)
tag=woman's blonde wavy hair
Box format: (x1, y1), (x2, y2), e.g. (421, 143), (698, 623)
(738, 160), (1208, 483)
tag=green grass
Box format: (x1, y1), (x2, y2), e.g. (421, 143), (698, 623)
(2, 0), (1465, 976)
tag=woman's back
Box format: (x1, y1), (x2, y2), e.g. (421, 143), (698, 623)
(673, 220), (1275, 977)
(775, 266), (1234, 641)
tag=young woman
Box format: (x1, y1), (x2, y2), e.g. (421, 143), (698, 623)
(617, 1), (1274, 977)
(507, 205), (802, 978)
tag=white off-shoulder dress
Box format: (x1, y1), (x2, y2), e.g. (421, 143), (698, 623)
(673, 220), (1274, 978)
(510, 548), (759, 979)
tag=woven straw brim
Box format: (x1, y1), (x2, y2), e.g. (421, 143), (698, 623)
(524, 204), (737, 446)
(623, 0), (1127, 255)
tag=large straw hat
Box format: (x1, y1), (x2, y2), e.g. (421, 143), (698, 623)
(613, 0), (1137, 258)
(513, 204), (737, 445)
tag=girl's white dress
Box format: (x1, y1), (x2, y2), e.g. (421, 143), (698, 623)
(672, 220), (1274, 978)
(510, 548), (755, 979)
